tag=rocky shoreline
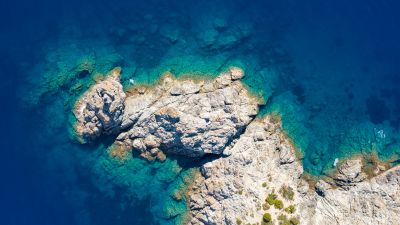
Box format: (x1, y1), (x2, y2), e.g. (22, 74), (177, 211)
(73, 67), (400, 225)
(188, 115), (400, 225)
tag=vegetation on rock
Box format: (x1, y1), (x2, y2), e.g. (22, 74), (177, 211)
(284, 205), (296, 214)
(266, 193), (278, 205)
(263, 213), (272, 223)
(274, 199), (284, 209)
(279, 185), (294, 200)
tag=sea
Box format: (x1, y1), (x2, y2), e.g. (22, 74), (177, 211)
(1, 0), (400, 224)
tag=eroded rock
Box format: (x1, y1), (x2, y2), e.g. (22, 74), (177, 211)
(315, 180), (331, 197)
(335, 158), (367, 188)
(111, 67), (259, 158)
(74, 67), (125, 143)
(187, 116), (400, 225)
(313, 166), (400, 225)
(74, 67), (260, 158)
(188, 116), (304, 225)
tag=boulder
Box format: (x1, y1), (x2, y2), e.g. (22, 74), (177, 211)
(335, 158), (367, 188)
(73, 67), (125, 143)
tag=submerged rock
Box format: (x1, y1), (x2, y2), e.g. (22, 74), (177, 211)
(73, 67), (125, 143)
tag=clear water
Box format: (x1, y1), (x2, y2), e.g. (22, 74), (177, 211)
(1, 0), (400, 224)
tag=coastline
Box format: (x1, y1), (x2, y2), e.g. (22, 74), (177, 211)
(71, 66), (400, 224)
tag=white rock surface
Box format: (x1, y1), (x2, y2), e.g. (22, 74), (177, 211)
(188, 116), (400, 225)
(73, 67), (125, 143)
(188, 116), (304, 225)
(114, 68), (260, 158)
(312, 167), (400, 225)
(334, 158), (367, 188)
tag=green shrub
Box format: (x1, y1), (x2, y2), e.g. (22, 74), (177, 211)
(236, 218), (242, 225)
(274, 199), (284, 209)
(262, 182), (267, 187)
(285, 205), (296, 214)
(279, 185), (294, 201)
(278, 214), (288, 221)
(277, 214), (290, 225)
(266, 193), (278, 205)
(263, 213), (272, 223)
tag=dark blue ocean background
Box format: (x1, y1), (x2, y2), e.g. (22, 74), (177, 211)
(1, 0), (400, 224)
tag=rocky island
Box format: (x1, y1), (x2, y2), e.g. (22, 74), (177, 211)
(73, 67), (400, 225)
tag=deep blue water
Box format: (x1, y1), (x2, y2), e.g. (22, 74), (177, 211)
(1, 0), (400, 224)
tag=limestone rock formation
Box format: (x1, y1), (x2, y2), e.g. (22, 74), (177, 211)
(312, 166), (400, 225)
(73, 66), (400, 225)
(188, 116), (400, 225)
(188, 116), (304, 225)
(73, 67), (126, 143)
(114, 67), (259, 158)
(315, 180), (331, 197)
(334, 158), (367, 188)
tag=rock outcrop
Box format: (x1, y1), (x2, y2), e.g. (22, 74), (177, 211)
(334, 158), (367, 188)
(188, 116), (400, 225)
(113, 67), (259, 158)
(312, 166), (400, 225)
(74, 67), (125, 143)
(74, 66), (260, 158)
(73, 66), (400, 225)
(188, 116), (304, 225)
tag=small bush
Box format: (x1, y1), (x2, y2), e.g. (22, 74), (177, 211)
(263, 213), (272, 223)
(278, 214), (287, 221)
(277, 214), (290, 225)
(262, 182), (267, 187)
(236, 218), (242, 225)
(279, 185), (295, 201)
(285, 205), (296, 214)
(266, 193), (278, 205)
(274, 199), (284, 209)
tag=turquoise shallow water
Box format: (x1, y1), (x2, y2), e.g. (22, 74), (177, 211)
(2, 0), (400, 224)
